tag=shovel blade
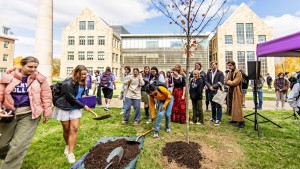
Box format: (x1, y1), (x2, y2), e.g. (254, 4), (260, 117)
(93, 114), (111, 120)
(106, 146), (124, 164)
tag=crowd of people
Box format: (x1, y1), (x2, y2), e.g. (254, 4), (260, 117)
(1, 56), (300, 168)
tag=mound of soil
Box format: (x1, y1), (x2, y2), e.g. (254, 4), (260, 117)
(84, 139), (140, 169)
(162, 141), (202, 169)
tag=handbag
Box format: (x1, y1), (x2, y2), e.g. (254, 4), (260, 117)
(212, 83), (227, 106)
(0, 78), (35, 123)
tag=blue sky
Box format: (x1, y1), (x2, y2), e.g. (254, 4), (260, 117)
(1, 0), (300, 58)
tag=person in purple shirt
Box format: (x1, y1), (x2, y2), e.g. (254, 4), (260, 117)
(100, 67), (116, 111)
(85, 71), (92, 96)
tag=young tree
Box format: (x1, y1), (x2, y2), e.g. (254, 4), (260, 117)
(151, 0), (230, 143)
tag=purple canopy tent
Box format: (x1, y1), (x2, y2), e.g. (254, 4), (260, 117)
(256, 31), (300, 57)
(243, 32), (300, 136)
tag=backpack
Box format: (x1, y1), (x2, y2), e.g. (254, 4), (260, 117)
(100, 73), (111, 88)
(150, 80), (170, 98)
(267, 76), (272, 84)
(240, 71), (249, 90)
(50, 80), (65, 106)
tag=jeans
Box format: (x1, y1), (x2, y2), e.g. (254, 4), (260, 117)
(252, 91), (263, 109)
(121, 93), (126, 113)
(124, 98), (141, 122)
(85, 89), (90, 96)
(209, 93), (222, 120)
(155, 97), (174, 132)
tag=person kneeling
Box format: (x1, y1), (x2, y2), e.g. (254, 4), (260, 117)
(146, 84), (174, 138)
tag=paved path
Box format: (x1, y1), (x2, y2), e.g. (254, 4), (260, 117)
(99, 98), (293, 111)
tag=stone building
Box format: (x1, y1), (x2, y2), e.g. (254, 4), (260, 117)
(60, 8), (126, 79)
(211, 3), (275, 77)
(0, 25), (15, 77)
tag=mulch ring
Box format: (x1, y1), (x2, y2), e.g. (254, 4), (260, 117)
(84, 139), (140, 169)
(162, 141), (202, 169)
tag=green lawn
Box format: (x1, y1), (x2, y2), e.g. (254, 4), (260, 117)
(22, 108), (300, 169)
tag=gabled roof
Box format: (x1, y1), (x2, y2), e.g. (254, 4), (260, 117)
(220, 3), (270, 29)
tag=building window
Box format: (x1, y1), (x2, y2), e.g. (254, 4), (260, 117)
(225, 51), (233, 66)
(97, 67), (104, 73)
(258, 35), (266, 43)
(146, 41), (159, 48)
(79, 21), (86, 30)
(87, 51), (93, 60)
(98, 36), (105, 45)
(115, 54), (118, 63)
(236, 23), (245, 44)
(87, 67), (93, 75)
(79, 36), (85, 45)
(247, 51), (255, 61)
(116, 68), (118, 77)
(237, 51), (245, 71)
(67, 67), (73, 76)
(78, 51), (85, 60)
(88, 21), (94, 30)
(4, 41), (9, 48)
(87, 36), (94, 45)
(68, 36), (75, 45)
(0, 68), (7, 77)
(67, 52), (74, 60)
(112, 53), (115, 62)
(98, 51), (105, 60)
(3, 54), (8, 62)
(225, 35), (232, 44)
(246, 23), (254, 44)
(3, 27), (9, 35)
(259, 57), (268, 76)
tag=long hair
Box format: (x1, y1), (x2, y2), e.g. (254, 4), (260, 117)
(72, 65), (88, 87)
(150, 66), (159, 80)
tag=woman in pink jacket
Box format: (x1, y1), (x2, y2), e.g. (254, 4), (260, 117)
(0, 56), (52, 169)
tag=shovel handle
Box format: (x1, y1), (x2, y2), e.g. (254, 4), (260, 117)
(87, 109), (99, 117)
(135, 129), (153, 141)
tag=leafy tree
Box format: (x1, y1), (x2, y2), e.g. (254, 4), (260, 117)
(13, 56), (23, 68)
(275, 57), (300, 76)
(151, 0), (230, 143)
(52, 58), (60, 77)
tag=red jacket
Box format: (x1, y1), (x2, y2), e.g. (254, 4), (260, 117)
(0, 68), (52, 119)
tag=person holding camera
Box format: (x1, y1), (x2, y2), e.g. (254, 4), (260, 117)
(0, 56), (52, 169)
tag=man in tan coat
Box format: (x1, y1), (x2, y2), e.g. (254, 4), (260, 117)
(225, 61), (245, 128)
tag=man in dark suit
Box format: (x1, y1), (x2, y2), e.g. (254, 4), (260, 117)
(205, 61), (224, 125)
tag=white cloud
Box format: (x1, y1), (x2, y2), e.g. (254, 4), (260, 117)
(263, 12), (300, 38)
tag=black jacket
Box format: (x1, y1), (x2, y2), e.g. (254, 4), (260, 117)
(189, 77), (204, 100)
(55, 78), (85, 110)
(205, 70), (224, 94)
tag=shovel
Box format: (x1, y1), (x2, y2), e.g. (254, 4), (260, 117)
(127, 129), (153, 144)
(104, 146), (124, 169)
(87, 109), (111, 120)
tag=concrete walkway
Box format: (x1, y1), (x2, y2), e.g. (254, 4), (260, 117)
(99, 98), (293, 111)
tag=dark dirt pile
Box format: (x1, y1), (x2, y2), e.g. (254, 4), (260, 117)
(84, 139), (140, 169)
(162, 141), (202, 169)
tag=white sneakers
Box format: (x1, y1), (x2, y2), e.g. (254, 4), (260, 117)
(64, 145), (69, 156)
(120, 111), (124, 115)
(166, 128), (171, 133)
(146, 119), (152, 124)
(64, 145), (75, 164)
(67, 153), (76, 164)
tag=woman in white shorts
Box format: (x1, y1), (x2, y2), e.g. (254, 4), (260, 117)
(52, 65), (90, 164)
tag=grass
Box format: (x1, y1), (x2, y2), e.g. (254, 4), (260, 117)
(21, 108), (300, 169)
